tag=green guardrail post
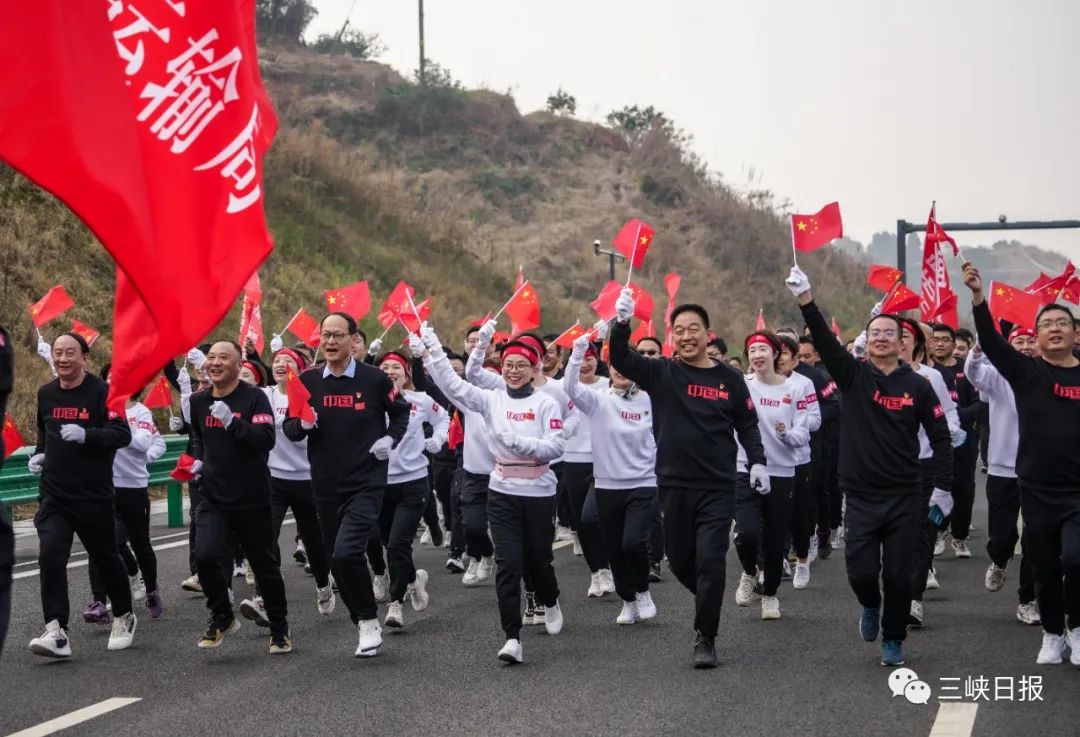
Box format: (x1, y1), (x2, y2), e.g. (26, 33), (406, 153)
(167, 483), (184, 528)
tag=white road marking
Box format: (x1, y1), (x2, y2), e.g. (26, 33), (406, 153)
(13, 531), (191, 568)
(928, 702), (978, 737)
(5, 697), (141, 737)
(552, 539), (572, 550)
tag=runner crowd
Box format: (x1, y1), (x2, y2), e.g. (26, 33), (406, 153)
(2, 260), (1078, 670)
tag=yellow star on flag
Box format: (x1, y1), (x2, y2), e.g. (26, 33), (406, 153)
(996, 287), (1006, 297)
(328, 295), (337, 304)
(796, 221), (808, 231)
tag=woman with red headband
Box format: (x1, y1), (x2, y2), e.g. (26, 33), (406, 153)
(237, 348), (336, 630)
(733, 331), (812, 621)
(366, 348), (449, 632)
(419, 324), (566, 665)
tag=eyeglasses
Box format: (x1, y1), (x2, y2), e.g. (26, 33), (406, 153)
(320, 331), (349, 342)
(672, 325), (703, 337)
(867, 329), (898, 340)
(1037, 318), (1074, 330)
(502, 361), (532, 371)
(638, 349), (660, 357)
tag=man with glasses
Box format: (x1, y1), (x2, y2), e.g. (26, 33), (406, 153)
(610, 291), (766, 669)
(786, 266), (952, 667)
(283, 312), (411, 658)
(635, 337), (663, 359)
(963, 262), (1080, 666)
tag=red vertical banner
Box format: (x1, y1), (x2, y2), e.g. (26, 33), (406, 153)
(919, 204), (959, 329)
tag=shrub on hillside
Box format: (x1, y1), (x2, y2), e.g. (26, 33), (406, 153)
(546, 88), (576, 117)
(256, 0), (317, 45)
(311, 29), (385, 59)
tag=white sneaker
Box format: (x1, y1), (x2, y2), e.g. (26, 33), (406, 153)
(985, 563), (1007, 592)
(356, 619), (382, 657)
(1068, 627), (1080, 667)
(792, 563), (810, 590)
(598, 569), (616, 595)
(545, 600), (564, 635)
(952, 538), (971, 559)
(317, 584), (336, 616)
(909, 599), (924, 627)
(1037, 632), (1066, 665)
(240, 597), (270, 627)
(462, 558), (481, 586)
(385, 601), (404, 630)
(181, 574), (202, 593)
(587, 572), (604, 598)
(476, 556), (495, 583)
(572, 532), (583, 556)
(244, 560), (256, 586)
(107, 612), (137, 651)
(761, 596), (780, 620)
(926, 568), (940, 590)
(372, 571), (390, 603)
(130, 575), (146, 602)
(555, 525), (573, 543)
(29, 620), (71, 658)
(420, 528), (433, 546)
(617, 600), (639, 625)
(635, 591), (657, 620)
(735, 572), (756, 606)
(808, 535), (819, 563)
(408, 569), (430, 612)
(233, 561), (246, 578)
(498, 638), (523, 664)
(1017, 602), (1041, 625)
(933, 532), (947, 557)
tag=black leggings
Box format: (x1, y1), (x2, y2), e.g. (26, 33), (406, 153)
(735, 473), (794, 596)
(595, 487), (655, 601)
(488, 491), (559, 640)
(461, 471), (494, 560)
(368, 479), (428, 602)
(985, 475), (1034, 604)
(563, 462), (608, 573)
(270, 477), (331, 588)
(89, 487), (158, 600)
(789, 464), (813, 559)
(949, 449), (978, 540)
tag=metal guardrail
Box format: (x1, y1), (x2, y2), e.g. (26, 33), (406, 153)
(1, 435), (191, 527)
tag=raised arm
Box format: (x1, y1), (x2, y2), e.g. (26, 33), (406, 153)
(964, 262), (1036, 387)
(562, 336), (600, 417)
(421, 327), (490, 416)
(608, 319), (663, 391)
(464, 320), (506, 391)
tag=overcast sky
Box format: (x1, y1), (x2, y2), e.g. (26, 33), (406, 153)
(307, 0), (1080, 263)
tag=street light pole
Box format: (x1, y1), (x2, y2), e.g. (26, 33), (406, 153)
(594, 239), (626, 281)
(418, 0), (426, 86)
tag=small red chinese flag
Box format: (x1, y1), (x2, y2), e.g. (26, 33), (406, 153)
(243, 270), (263, 303)
(1059, 277), (1080, 305)
(378, 281), (416, 329)
(755, 308), (766, 331)
(591, 281), (653, 321)
(1028, 261), (1075, 305)
(630, 319), (656, 344)
(324, 281), (370, 320)
(988, 281), (1042, 330)
(612, 218), (656, 269)
(286, 368), (317, 424)
(471, 312), (493, 327)
(447, 411), (464, 450)
(399, 298), (432, 334)
(882, 282), (922, 313)
(831, 316), (842, 340)
(3, 414), (26, 458)
(791, 202), (843, 253)
(70, 319), (100, 347)
(285, 308), (320, 348)
(28, 286), (75, 328)
(867, 264), (904, 292)
(554, 323), (587, 349)
(142, 375), (174, 410)
(170, 453), (198, 483)
(505, 280), (541, 334)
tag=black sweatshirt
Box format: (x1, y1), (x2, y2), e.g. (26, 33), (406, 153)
(973, 300), (1080, 494)
(282, 359), (411, 504)
(609, 320), (765, 491)
(33, 373), (132, 502)
(189, 382), (275, 509)
(794, 361), (840, 459)
(801, 301), (952, 495)
(932, 360), (984, 451)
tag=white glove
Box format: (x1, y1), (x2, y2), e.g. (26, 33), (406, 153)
(929, 488), (954, 517)
(749, 464), (771, 494)
(168, 415), (184, 432)
(209, 401), (234, 428)
(870, 300), (884, 319)
(852, 331), (868, 359)
(497, 430), (524, 453)
(270, 334), (284, 353)
(421, 325), (441, 351)
(59, 424), (86, 444)
(367, 338), (382, 357)
(615, 287), (636, 323)
(176, 367), (192, 395)
(408, 332), (425, 356)
(28, 453), (44, 474)
(785, 266), (811, 297)
(592, 319), (610, 342)
(300, 411), (318, 431)
(424, 436), (444, 454)
(370, 435), (394, 461)
(952, 429), (968, 449)
(186, 347), (207, 370)
(571, 333), (591, 358)
(36, 335), (53, 363)
(477, 319), (497, 347)
(190, 460), (203, 478)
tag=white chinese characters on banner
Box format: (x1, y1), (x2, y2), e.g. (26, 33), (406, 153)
(194, 104), (263, 214)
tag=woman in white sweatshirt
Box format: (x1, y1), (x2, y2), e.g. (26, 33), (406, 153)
(563, 333), (658, 625)
(420, 325), (566, 665)
(733, 331), (812, 621)
(367, 349), (449, 632)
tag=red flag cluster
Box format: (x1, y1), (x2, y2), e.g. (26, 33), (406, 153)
(1024, 261), (1077, 306)
(865, 264), (920, 314)
(989, 281), (1042, 330)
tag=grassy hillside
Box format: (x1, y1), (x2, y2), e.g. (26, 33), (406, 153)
(1, 43), (876, 436)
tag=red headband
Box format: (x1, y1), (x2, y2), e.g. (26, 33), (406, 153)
(241, 361), (264, 385)
(514, 335), (545, 360)
(584, 345), (599, 360)
(745, 334), (774, 351)
(900, 322), (916, 337)
(503, 345), (539, 367)
(273, 348), (307, 371)
(379, 352), (412, 376)
(1008, 327), (1035, 342)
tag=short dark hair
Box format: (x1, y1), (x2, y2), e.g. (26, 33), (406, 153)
(1036, 303), (1074, 326)
(445, 351), (465, 364)
(798, 336), (816, 348)
(56, 332), (91, 355)
(776, 334), (799, 358)
(707, 337), (728, 354)
(320, 312), (357, 335)
(466, 325), (481, 339)
(356, 328), (368, 344)
(636, 336), (663, 353)
(955, 328), (974, 345)
(670, 303), (710, 329)
(866, 313), (904, 337)
(211, 339), (244, 359)
(930, 323), (956, 340)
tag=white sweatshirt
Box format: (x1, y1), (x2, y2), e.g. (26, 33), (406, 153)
(427, 347), (564, 497)
(736, 374), (812, 478)
(553, 374), (608, 463)
(113, 403), (166, 489)
(563, 352), (655, 489)
(911, 363), (964, 459)
(263, 386), (311, 481)
(787, 370), (821, 466)
(965, 349), (1018, 477)
(387, 389), (449, 485)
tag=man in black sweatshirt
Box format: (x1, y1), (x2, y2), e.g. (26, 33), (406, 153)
(27, 333), (135, 658)
(189, 340), (290, 654)
(283, 312), (411, 658)
(963, 262), (1080, 666)
(609, 289), (766, 669)
(786, 266), (952, 668)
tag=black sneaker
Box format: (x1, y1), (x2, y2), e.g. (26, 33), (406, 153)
(199, 616), (240, 649)
(293, 546), (308, 566)
(693, 633), (718, 669)
(649, 562), (663, 583)
(446, 555), (465, 574)
(817, 534), (833, 560)
(430, 525), (445, 548)
(523, 592), (537, 625)
(269, 629), (292, 654)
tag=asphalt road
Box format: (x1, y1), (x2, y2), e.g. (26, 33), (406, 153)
(1, 476), (1077, 737)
